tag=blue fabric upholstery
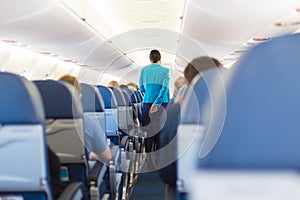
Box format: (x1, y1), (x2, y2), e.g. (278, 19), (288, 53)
(34, 80), (83, 119)
(97, 85), (117, 109)
(81, 83), (105, 112)
(122, 88), (137, 104)
(0, 72), (44, 124)
(196, 33), (300, 169)
(0, 72), (50, 199)
(96, 85), (118, 138)
(134, 90), (142, 103)
(121, 90), (132, 106)
(109, 87), (126, 106)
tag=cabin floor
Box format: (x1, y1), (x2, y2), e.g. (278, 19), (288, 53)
(130, 171), (165, 200)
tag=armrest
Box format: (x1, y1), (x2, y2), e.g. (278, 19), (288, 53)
(87, 161), (106, 187)
(57, 182), (83, 200)
(120, 135), (129, 149)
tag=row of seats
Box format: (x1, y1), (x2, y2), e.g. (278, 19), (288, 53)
(0, 73), (146, 200)
(0, 73), (83, 200)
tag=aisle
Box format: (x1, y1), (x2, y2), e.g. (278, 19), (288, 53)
(130, 171), (165, 200)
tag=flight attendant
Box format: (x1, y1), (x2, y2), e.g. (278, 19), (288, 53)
(139, 49), (170, 152)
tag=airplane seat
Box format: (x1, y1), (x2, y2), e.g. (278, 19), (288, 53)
(95, 87), (124, 200)
(96, 85), (119, 144)
(190, 33), (300, 200)
(120, 89), (134, 135)
(119, 89), (136, 151)
(128, 89), (139, 131)
(134, 90), (143, 123)
(80, 83), (110, 199)
(34, 80), (88, 196)
(0, 72), (82, 200)
(81, 83), (106, 149)
(109, 87), (128, 136)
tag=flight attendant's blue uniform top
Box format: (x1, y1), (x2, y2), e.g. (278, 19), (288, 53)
(139, 63), (170, 106)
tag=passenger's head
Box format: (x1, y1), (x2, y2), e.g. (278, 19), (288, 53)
(58, 74), (81, 94)
(184, 56), (222, 84)
(107, 80), (120, 88)
(127, 82), (139, 90)
(173, 76), (186, 97)
(174, 76), (186, 90)
(119, 84), (128, 89)
(149, 49), (161, 63)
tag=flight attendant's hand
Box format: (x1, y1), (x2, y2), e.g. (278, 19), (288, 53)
(150, 104), (158, 113)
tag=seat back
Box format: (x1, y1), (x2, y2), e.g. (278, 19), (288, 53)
(0, 72), (50, 199)
(81, 83), (106, 144)
(34, 80), (87, 185)
(96, 85), (118, 137)
(134, 90), (143, 122)
(109, 87), (128, 134)
(121, 89), (134, 134)
(190, 33), (300, 199)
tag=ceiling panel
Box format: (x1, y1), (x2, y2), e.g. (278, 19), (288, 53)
(182, 0), (300, 60)
(85, 0), (185, 38)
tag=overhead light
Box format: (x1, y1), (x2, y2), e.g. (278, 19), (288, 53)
(274, 21), (300, 27)
(39, 51), (51, 55)
(141, 20), (160, 23)
(2, 39), (17, 43)
(253, 37), (271, 41)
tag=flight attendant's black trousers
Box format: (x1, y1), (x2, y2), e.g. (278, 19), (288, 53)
(141, 103), (168, 152)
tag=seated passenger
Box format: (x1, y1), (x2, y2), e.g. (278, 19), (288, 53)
(171, 76), (186, 104)
(127, 82), (139, 91)
(158, 56), (222, 200)
(58, 74), (112, 162)
(107, 80), (120, 88)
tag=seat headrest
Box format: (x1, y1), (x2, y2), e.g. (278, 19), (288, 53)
(197, 33), (300, 169)
(96, 85), (117, 109)
(0, 72), (45, 124)
(81, 83), (105, 112)
(109, 87), (126, 106)
(34, 80), (83, 119)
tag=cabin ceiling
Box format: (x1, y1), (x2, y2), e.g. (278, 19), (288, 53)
(0, 0), (299, 83)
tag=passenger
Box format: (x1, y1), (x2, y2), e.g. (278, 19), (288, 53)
(174, 57), (223, 104)
(139, 49), (170, 152)
(184, 57), (222, 84)
(170, 76), (186, 104)
(119, 84), (128, 89)
(107, 80), (120, 88)
(158, 56), (222, 200)
(58, 74), (112, 162)
(127, 82), (139, 90)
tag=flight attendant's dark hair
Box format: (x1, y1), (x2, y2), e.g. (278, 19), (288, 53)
(149, 50), (161, 63)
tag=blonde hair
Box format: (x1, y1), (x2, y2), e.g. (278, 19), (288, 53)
(127, 82), (139, 90)
(107, 80), (120, 88)
(58, 74), (81, 94)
